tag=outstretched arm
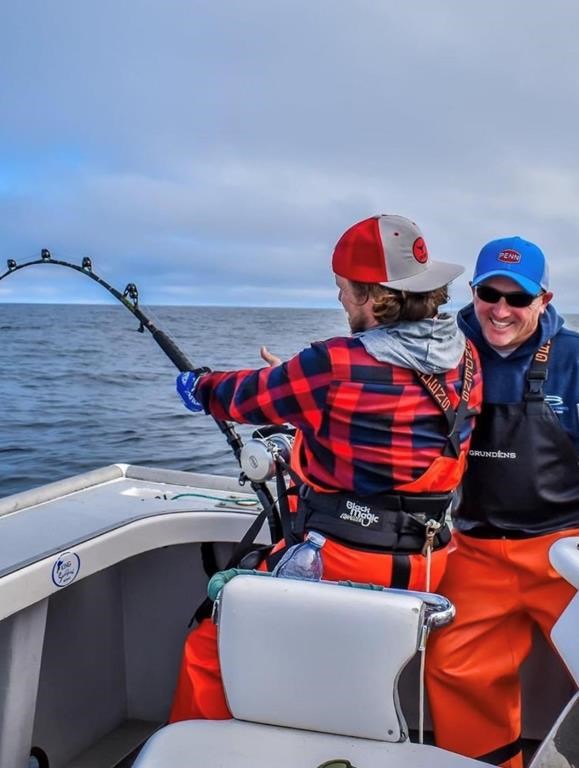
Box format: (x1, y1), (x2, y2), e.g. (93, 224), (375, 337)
(179, 342), (331, 431)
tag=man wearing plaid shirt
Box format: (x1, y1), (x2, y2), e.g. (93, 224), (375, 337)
(170, 214), (482, 721)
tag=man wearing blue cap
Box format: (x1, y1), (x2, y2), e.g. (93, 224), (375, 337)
(426, 236), (579, 768)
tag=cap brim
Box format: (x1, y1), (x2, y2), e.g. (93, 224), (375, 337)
(379, 261), (464, 292)
(471, 270), (542, 295)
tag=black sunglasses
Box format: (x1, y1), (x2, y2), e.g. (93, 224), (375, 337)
(474, 284), (539, 308)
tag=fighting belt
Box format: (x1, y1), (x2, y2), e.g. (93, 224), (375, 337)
(297, 487), (452, 554)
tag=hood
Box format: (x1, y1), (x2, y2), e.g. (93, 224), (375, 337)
(457, 302), (564, 359)
(357, 313), (466, 374)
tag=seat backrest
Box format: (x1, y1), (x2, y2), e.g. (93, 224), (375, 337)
(215, 574), (444, 742)
(549, 536), (579, 686)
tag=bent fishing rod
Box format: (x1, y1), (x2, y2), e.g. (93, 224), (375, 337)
(0, 249), (282, 541)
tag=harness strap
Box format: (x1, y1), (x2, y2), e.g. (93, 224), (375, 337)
(415, 340), (476, 458)
(524, 340), (551, 402)
(391, 555), (411, 588)
(189, 503), (277, 626)
(274, 455), (312, 546)
(200, 542), (220, 580)
(274, 460), (303, 546)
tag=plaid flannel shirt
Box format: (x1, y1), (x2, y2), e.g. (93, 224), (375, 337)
(196, 335), (482, 495)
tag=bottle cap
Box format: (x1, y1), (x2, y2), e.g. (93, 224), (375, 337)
(306, 531), (326, 548)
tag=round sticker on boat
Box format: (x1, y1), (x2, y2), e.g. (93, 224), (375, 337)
(52, 552), (81, 587)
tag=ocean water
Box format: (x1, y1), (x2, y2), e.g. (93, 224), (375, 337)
(0, 304), (348, 498)
(2, 304), (578, 500)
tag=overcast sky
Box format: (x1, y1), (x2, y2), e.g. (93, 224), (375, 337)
(1, 1), (579, 310)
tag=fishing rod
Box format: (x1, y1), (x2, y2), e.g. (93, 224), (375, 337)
(0, 249), (282, 541)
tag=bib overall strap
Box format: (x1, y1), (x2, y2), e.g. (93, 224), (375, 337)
(524, 340), (551, 411)
(415, 340), (476, 458)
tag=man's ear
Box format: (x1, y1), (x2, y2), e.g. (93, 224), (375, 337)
(539, 291), (554, 311)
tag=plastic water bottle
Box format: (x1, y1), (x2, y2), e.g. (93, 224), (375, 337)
(272, 530), (325, 580)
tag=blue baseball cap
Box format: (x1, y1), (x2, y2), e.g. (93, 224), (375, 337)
(472, 236), (550, 295)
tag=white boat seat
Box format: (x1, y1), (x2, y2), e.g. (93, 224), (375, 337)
(549, 536), (579, 686)
(134, 719), (495, 767)
(134, 573), (460, 767)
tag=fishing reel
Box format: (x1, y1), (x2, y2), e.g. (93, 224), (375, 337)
(239, 427), (295, 483)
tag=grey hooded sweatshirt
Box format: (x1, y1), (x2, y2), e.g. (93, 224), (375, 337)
(356, 313), (466, 375)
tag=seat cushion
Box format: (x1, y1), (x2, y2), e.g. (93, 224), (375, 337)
(134, 720), (490, 768)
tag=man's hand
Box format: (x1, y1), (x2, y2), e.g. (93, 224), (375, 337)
(260, 346), (282, 367)
(176, 371), (204, 412)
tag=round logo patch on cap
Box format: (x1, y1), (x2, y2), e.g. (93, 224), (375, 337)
(497, 249), (521, 264)
(412, 237), (428, 264)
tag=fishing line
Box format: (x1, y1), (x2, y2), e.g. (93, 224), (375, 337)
(0, 249), (282, 540)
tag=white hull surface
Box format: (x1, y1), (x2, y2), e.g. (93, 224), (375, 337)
(0, 465), (577, 767)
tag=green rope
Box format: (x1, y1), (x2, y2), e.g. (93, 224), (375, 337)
(207, 568), (390, 602)
(170, 492), (258, 507)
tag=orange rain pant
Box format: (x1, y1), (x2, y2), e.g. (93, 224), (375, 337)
(170, 537), (449, 722)
(426, 528), (579, 768)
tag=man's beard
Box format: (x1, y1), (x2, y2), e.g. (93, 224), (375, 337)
(348, 314), (367, 334)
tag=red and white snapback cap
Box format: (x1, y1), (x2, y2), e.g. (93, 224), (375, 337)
(332, 214), (464, 292)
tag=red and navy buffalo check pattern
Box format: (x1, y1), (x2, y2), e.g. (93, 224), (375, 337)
(196, 336), (482, 495)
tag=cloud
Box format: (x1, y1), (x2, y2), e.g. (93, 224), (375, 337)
(1, 0), (579, 311)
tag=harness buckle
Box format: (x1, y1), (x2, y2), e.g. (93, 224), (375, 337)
(525, 378), (546, 402)
(421, 519), (442, 557)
